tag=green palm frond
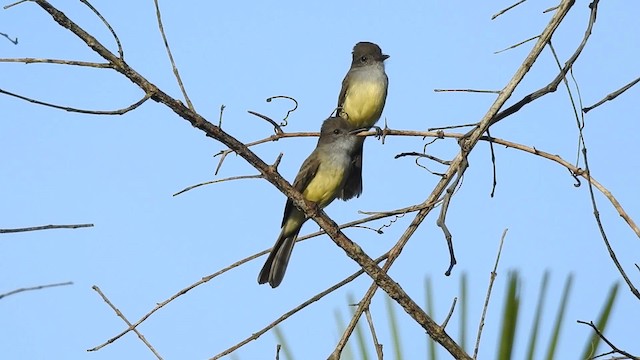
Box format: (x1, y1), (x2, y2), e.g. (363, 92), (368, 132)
(579, 282), (619, 359)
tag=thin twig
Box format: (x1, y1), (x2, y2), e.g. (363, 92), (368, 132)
(152, 0), (193, 110)
(428, 123), (476, 131)
(436, 159), (467, 276)
(0, 223), (93, 233)
(583, 76), (640, 113)
(218, 105), (226, 128)
(441, 297), (457, 329)
(205, 153), (282, 195)
(577, 320), (639, 359)
(3, 0), (27, 10)
(486, 129), (498, 197)
(394, 152), (451, 166)
(0, 88), (150, 114)
(489, 0), (597, 127)
(434, 89), (500, 94)
(91, 286), (163, 359)
(473, 229), (509, 359)
(0, 57), (112, 67)
(0, 32), (18, 44)
(79, 0), (123, 58)
(492, 0), (527, 20)
(247, 110), (284, 134)
(213, 129), (318, 175)
(494, 35), (540, 54)
(583, 145), (640, 300)
(173, 174), (263, 196)
(364, 307), (384, 360)
(0, 281), (73, 300)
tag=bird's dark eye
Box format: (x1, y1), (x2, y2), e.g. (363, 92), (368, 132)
(360, 56), (368, 63)
(333, 129), (341, 135)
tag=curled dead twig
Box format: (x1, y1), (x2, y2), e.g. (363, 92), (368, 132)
(266, 95), (298, 127)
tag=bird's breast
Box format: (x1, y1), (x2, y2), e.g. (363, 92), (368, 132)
(342, 68), (388, 128)
(303, 159), (349, 208)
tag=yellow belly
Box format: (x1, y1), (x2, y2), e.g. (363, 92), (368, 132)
(342, 80), (387, 128)
(302, 164), (346, 208)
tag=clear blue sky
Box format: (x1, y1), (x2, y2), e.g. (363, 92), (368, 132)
(2, 0), (639, 359)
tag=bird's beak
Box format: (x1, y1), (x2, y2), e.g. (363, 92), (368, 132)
(349, 127), (369, 135)
(382, 54), (390, 61)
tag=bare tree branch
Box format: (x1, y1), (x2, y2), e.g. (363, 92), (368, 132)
(577, 320), (639, 360)
(583, 76), (640, 113)
(0, 57), (112, 67)
(0, 88), (150, 114)
(79, 0), (123, 58)
(0, 31), (18, 44)
(91, 286), (163, 359)
(492, 0), (527, 20)
(364, 307), (384, 360)
(473, 229), (508, 359)
(152, 0), (194, 110)
(0, 281), (72, 299)
(487, 0), (598, 127)
(0, 223), (93, 233)
(7, 1), (634, 359)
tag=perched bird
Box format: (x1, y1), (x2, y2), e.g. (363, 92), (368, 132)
(258, 117), (364, 288)
(336, 41), (389, 200)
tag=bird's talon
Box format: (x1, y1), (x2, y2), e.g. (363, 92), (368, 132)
(372, 126), (383, 139)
